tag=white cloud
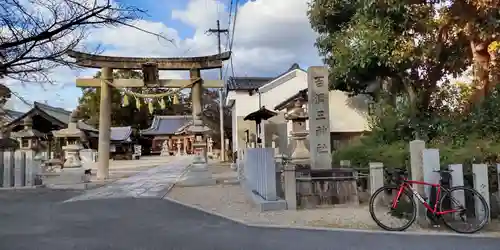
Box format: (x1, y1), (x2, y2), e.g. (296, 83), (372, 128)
(6, 0), (322, 111)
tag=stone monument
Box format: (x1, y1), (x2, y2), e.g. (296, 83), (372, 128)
(307, 66), (332, 169)
(207, 137), (213, 154)
(160, 140), (169, 156)
(176, 139), (182, 156)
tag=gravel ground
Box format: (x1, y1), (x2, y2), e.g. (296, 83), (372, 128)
(167, 163), (500, 236)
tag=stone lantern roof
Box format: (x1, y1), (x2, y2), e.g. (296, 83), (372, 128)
(52, 109), (85, 139)
(285, 98), (308, 121)
(10, 116), (44, 139)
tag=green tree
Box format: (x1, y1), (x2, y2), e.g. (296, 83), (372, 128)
(308, 0), (500, 110)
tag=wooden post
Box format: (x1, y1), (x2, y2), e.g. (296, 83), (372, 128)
(97, 67), (113, 180)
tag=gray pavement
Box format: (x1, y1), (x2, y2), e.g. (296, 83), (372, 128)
(0, 189), (499, 250)
(65, 157), (191, 202)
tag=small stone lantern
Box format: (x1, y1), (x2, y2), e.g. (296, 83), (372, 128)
(285, 98), (310, 165)
(282, 97), (310, 210)
(187, 118), (211, 165)
(52, 109), (85, 169)
(11, 116), (44, 151)
(177, 116), (216, 186)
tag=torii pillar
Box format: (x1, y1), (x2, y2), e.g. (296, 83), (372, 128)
(98, 67), (112, 179)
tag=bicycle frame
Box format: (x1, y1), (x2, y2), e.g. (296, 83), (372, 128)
(393, 179), (458, 215)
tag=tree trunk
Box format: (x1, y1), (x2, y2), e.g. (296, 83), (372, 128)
(470, 40), (491, 103)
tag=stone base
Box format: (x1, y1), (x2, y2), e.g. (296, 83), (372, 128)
(241, 179), (287, 212)
(230, 163), (237, 171)
(176, 163), (216, 187)
(44, 167), (87, 185)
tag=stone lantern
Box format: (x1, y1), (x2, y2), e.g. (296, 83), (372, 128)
(11, 116), (44, 152)
(282, 97), (310, 210)
(177, 116), (216, 186)
(284, 98), (310, 165)
(187, 118), (210, 164)
(52, 109), (85, 170)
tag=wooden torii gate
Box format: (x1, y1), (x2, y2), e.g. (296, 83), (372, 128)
(67, 50), (230, 180)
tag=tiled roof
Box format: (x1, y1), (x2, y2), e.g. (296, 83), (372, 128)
(226, 76), (273, 91)
(140, 115), (191, 136)
(4, 109), (24, 121)
(226, 63), (303, 91)
(110, 126), (132, 142)
(4, 102), (98, 134)
(274, 88), (308, 111)
(33, 102), (98, 132)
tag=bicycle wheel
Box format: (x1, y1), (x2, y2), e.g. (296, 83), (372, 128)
(439, 186), (489, 234)
(369, 185), (416, 231)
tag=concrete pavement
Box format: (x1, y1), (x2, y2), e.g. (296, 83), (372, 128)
(0, 189), (499, 250)
(65, 156), (191, 202)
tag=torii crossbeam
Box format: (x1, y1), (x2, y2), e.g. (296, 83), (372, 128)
(68, 50), (230, 180)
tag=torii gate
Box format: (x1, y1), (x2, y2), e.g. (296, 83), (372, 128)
(67, 50), (230, 180)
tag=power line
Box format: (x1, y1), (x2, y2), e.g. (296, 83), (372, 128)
(223, 0), (240, 80)
(226, 0), (234, 49)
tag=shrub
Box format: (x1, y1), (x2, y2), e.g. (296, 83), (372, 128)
(333, 138), (409, 169)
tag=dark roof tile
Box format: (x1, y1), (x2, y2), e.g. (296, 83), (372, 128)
(226, 63), (304, 91)
(110, 126), (132, 141)
(140, 115), (190, 135)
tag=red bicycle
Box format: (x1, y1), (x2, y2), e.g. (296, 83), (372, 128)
(369, 168), (489, 234)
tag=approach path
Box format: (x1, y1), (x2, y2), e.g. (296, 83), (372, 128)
(65, 156), (191, 202)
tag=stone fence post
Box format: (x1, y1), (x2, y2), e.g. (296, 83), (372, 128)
(369, 162), (384, 195)
(409, 140), (426, 226)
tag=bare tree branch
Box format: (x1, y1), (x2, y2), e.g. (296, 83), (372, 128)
(0, 0), (175, 82)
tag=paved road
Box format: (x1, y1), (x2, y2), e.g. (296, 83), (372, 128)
(0, 189), (499, 250)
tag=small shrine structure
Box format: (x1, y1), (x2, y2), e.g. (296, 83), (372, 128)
(110, 126), (135, 160)
(140, 115), (193, 155)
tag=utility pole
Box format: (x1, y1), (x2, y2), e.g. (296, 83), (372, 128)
(207, 20), (229, 161)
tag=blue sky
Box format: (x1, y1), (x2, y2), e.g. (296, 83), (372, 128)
(5, 0), (322, 112)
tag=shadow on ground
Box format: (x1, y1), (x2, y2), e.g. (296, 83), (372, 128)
(0, 189), (498, 250)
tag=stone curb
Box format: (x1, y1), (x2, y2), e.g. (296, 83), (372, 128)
(163, 196), (499, 239)
(161, 163), (193, 198)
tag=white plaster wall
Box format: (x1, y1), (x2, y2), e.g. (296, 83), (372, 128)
(259, 70), (308, 110)
(226, 91), (259, 117)
(226, 70), (371, 154)
(328, 91), (371, 132)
